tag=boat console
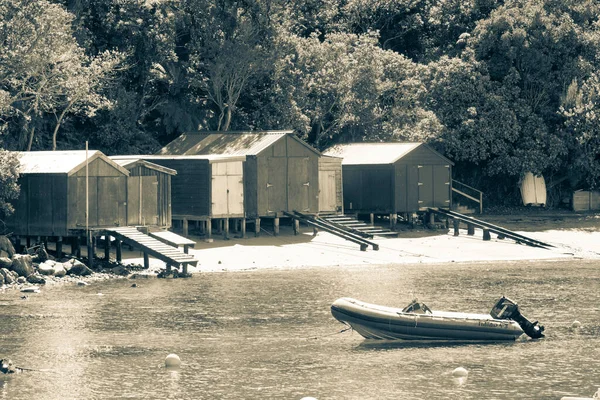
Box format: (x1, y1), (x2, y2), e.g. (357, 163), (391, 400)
(490, 296), (545, 339)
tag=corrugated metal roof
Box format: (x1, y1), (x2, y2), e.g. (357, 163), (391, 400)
(111, 154), (246, 163)
(323, 143), (423, 165)
(110, 157), (177, 175)
(17, 150), (104, 174)
(158, 131), (295, 156)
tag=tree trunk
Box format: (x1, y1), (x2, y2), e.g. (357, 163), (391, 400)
(52, 107), (70, 151)
(222, 106), (232, 131)
(26, 125), (35, 151)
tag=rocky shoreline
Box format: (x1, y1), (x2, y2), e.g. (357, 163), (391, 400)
(0, 239), (158, 293)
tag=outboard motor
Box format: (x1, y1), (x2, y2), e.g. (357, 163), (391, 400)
(490, 296), (545, 339)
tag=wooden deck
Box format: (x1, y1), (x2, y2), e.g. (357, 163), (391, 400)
(149, 230), (196, 253)
(106, 227), (198, 269)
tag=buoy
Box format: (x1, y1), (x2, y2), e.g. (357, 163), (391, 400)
(572, 320), (582, 328)
(452, 367), (468, 377)
(165, 354), (181, 368)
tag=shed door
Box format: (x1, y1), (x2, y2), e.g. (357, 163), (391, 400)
(127, 176), (158, 225)
(211, 162), (244, 216)
(267, 157), (287, 214)
(288, 157), (310, 212)
(417, 165), (433, 210)
(319, 170), (337, 212)
(433, 165), (451, 208)
(97, 177), (127, 226)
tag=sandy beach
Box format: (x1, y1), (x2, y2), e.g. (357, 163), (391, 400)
(120, 216), (600, 274)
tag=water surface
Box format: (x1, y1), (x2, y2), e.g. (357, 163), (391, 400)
(1, 260), (599, 399)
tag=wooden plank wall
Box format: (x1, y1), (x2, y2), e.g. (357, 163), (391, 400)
(147, 159), (210, 218)
(572, 190), (600, 211)
(343, 165), (394, 213)
(127, 165), (172, 227)
(318, 157), (343, 213)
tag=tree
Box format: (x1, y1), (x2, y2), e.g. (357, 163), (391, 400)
(0, 149), (19, 222)
(0, 0), (123, 151)
(267, 31), (439, 149)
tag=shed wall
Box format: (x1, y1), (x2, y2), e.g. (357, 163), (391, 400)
(318, 157), (343, 213)
(126, 165), (172, 227)
(343, 165), (394, 213)
(146, 159), (211, 218)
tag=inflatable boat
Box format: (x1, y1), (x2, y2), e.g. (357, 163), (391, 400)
(331, 296), (544, 341)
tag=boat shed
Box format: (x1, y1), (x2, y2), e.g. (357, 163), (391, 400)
(6, 150), (130, 237)
(158, 131), (322, 220)
(112, 154), (246, 238)
(323, 143), (454, 217)
(109, 157), (177, 228)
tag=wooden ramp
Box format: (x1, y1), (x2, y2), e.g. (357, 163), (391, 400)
(106, 227), (198, 269)
(284, 211), (379, 251)
(320, 214), (399, 238)
(429, 208), (554, 249)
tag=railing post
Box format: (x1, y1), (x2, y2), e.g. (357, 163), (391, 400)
(480, 192), (483, 214)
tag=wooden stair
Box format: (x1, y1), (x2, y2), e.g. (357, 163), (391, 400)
(106, 227), (198, 268)
(320, 214), (399, 238)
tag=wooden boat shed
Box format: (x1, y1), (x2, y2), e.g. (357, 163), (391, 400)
(6, 150), (131, 238)
(324, 142), (453, 222)
(318, 155), (344, 214)
(158, 131), (322, 235)
(109, 157), (177, 228)
(112, 154), (246, 238)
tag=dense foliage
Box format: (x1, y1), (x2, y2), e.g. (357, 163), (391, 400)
(1, 0), (600, 211)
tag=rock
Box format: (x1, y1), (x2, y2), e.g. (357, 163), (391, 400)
(111, 265), (129, 276)
(26, 273), (46, 285)
(10, 254), (34, 277)
(38, 260), (56, 276)
(0, 273), (4, 285)
(0, 235), (15, 258)
(0, 257), (12, 269)
(31, 245), (49, 263)
(1, 268), (15, 284)
(68, 262), (93, 276)
(77, 281), (89, 286)
(17, 276), (26, 284)
(53, 264), (66, 277)
(20, 286), (40, 293)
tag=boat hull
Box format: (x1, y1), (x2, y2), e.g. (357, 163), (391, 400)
(331, 298), (524, 341)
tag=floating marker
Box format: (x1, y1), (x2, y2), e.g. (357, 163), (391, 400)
(572, 320), (582, 328)
(452, 367), (468, 377)
(165, 354), (181, 368)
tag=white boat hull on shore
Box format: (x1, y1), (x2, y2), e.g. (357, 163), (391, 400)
(331, 298), (524, 341)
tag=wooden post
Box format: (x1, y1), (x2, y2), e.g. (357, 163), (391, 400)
(293, 219), (300, 235)
(56, 236), (63, 259)
(182, 218), (189, 237)
(166, 263), (171, 274)
(26, 236), (31, 248)
(390, 213), (398, 230)
(15, 236), (21, 254)
(223, 218), (229, 239)
(453, 219), (460, 236)
(182, 263), (188, 275)
(87, 232), (94, 269)
(73, 236), (81, 258)
(483, 229), (491, 241)
(241, 218), (246, 239)
(216, 219), (222, 234)
(43, 236), (48, 251)
(143, 252), (149, 269)
(467, 224), (475, 235)
(254, 218), (261, 237)
(428, 212), (435, 226)
(274, 217), (280, 236)
(116, 240), (122, 262)
(206, 219), (212, 241)
(369, 213), (374, 225)
(104, 235), (110, 260)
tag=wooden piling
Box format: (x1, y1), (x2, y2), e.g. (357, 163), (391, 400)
(56, 236), (63, 259)
(453, 219), (460, 236)
(369, 213), (374, 225)
(293, 219), (300, 235)
(87, 232), (94, 269)
(255, 218), (261, 237)
(182, 218), (189, 236)
(104, 235), (110, 260)
(483, 229), (491, 241)
(116, 240), (122, 262)
(241, 218), (246, 239)
(467, 224), (475, 235)
(390, 213), (398, 230)
(206, 219), (212, 241)
(15, 236), (21, 254)
(274, 217), (280, 236)
(223, 218), (229, 239)
(143, 252), (149, 269)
